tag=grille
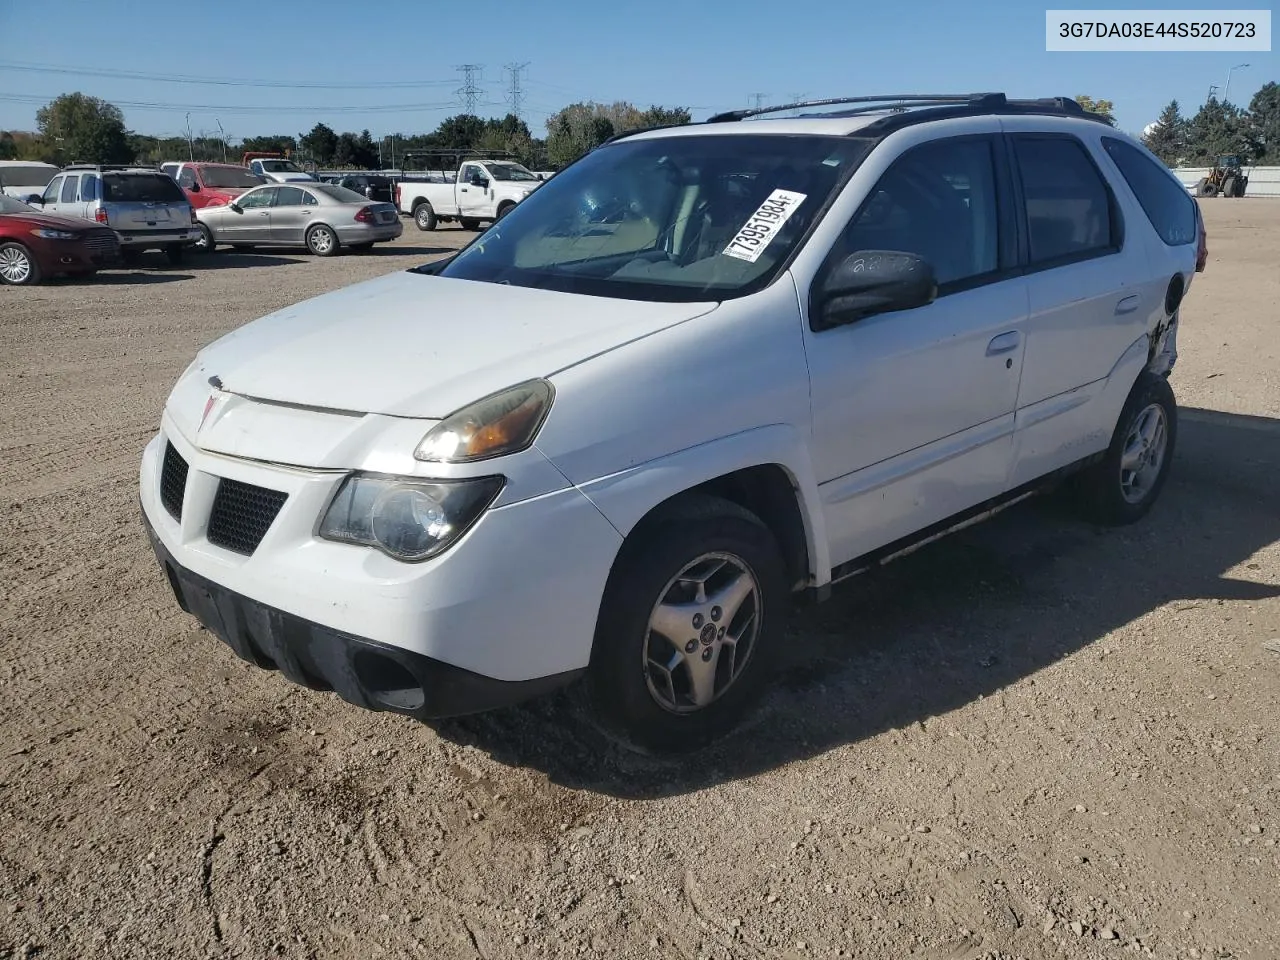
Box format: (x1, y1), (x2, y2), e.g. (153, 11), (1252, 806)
(206, 478), (288, 555)
(159, 442), (188, 520)
(84, 230), (120, 255)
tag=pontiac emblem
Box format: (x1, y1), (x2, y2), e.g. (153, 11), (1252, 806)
(199, 393), (218, 431)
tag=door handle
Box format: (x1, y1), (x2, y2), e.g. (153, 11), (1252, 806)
(986, 331), (1021, 355)
(257, 212), (269, 217)
(1115, 295), (1140, 315)
(460, 187), (469, 192)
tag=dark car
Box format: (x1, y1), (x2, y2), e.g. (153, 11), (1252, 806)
(332, 174), (394, 204)
(0, 194), (121, 285)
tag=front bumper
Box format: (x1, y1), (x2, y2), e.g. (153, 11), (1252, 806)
(139, 422), (622, 717)
(142, 509), (582, 718)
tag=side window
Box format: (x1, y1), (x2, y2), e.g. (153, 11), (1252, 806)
(274, 186), (305, 206)
(461, 164), (481, 184)
(238, 187), (275, 208)
(1013, 136), (1119, 265)
(301, 191), (319, 206)
(836, 137), (1001, 288)
(1101, 137), (1197, 246)
(60, 175), (79, 202)
(42, 177), (62, 204)
(178, 167), (197, 189)
(79, 174), (98, 201)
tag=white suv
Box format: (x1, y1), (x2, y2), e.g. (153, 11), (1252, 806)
(140, 94), (1206, 751)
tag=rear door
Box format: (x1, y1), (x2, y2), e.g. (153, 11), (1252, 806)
(268, 185), (310, 243)
(100, 173), (191, 234)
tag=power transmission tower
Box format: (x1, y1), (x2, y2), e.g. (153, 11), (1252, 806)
(750, 92), (768, 112)
(504, 62), (530, 120)
(456, 64), (483, 115)
(788, 92), (808, 117)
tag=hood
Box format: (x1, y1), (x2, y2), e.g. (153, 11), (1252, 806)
(191, 270), (716, 418)
(265, 172), (316, 182)
(0, 211), (99, 232)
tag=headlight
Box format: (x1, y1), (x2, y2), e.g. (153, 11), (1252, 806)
(318, 474), (504, 562)
(415, 380), (553, 463)
(32, 228), (78, 240)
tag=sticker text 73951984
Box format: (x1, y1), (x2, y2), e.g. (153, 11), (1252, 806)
(722, 189), (808, 263)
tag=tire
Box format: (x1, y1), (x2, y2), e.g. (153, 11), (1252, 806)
(193, 223), (215, 253)
(1238, 176), (1249, 197)
(459, 217), (482, 231)
(305, 224), (339, 257)
(1222, 176), (1237, 199)
(1202, 182), (1220, 198)
(0, 242), (41, 285)
(1194, 178), (1209, 197)
(164, 244), (184, 265)
(495, 201), (515, 222)
(585, 494), (788, 753)
(1073, 372), (1177, 526)
(413, 202), (437, 231)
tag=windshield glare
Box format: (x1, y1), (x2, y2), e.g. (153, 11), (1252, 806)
(437, 134), (869, 302)
(202, 166), (265, 188)
(0, 195), (36, 214)
(488, 162), (538, 182)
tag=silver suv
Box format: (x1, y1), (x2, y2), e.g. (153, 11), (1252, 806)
(31, 165), (199, 264)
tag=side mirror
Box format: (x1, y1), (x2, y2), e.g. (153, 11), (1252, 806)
(536, 173), (545, 181)
(470, 174), (488, 188)
(188, 182), (200, 192)
(228, 201), (242, 213)
(814, 250), (937, 329)
(24, 194), (43, 205)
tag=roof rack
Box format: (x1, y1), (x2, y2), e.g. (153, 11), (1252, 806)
(705, 93), (1106, 126)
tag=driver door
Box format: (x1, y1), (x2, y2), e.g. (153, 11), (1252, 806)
(457, 163), (489, 217)
(804, 133), (1029, 567)
(222, 186), (275, 242)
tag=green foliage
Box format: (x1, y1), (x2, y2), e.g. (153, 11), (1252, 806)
(545, 100), (691, 167)
(35, 92), (132, 164)
(1143, 100), (1186, 166)
(1182, 98), (1249, 164)
(299, 123), (338, 165)
(1245, 81), (1280, 163)
(1074, 95), (1117, 126)
(241, 134), (299, 157)
(0, 131), (15, 160)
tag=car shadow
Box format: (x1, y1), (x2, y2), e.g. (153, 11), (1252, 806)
(429, 406), (1280, 798)
(193, 253), (305, 269)
(357, 245), (456, 257)
(67, 271), (195, 285)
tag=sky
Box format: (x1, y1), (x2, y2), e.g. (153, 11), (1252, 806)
(0, 0), (1275, 141)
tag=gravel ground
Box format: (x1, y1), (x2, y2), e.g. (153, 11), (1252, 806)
(1, 207), (1277, 960)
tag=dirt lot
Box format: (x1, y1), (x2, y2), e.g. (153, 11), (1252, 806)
(2, 206), (1278, 960)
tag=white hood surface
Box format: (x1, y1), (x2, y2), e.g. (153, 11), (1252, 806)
(190, 270), (716, 419)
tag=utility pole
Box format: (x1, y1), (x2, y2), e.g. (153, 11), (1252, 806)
(749, 92), (768, 112)
(1224, 63), (1249, 104)
(504, 62), (530, 121)
(456, 64), (483, 116)
(185, 112), (194, 161)
(216, 119), (227, 163)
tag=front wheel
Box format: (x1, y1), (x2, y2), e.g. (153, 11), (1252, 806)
(306, 224), (339, 257)
(0, 242), (40, 285)
(1074, 372), (1177, 525)
(193, 223), (215, 253)
(585, 495), (788, 753)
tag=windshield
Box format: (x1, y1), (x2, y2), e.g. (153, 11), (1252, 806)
(102, 173), (187, 203)
(201, 166), (265, 188)
(260, 160), (302, 173)
(487, 162), (538, 182)
(309, 183), (371, 204)
(437, 134), (870, 302)
(0, 195), (36, 214)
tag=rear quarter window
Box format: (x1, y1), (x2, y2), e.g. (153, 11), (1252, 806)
(102, 174), (188, 203)
(1101, 137), (1197, 246)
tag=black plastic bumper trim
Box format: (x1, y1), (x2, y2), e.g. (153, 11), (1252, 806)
(141, 505), (583, 719)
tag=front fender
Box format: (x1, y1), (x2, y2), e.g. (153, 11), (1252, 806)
(574, 424), (832, 587)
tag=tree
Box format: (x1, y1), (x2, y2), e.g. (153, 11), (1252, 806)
(241, 134), (298, 157)
(35, 92), (132, 164)
(1074, 95), (1116, 126)
(357, 129), (379, 167)
(1245, 81), (1280, 164)
(1143, 100), (1186, 166)
(0, 131), (16, 160)
(545, 103), (616, 168)
(1183, 97), (1249, 164)
(299, 123), (338, 165)
(435, 114), (486, 150)
(639, 105), (692, 128)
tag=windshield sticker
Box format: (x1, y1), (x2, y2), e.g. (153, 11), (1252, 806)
(722, 189), (807, 263)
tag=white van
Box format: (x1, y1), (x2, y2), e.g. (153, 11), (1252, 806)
(0, 161), (59, 200)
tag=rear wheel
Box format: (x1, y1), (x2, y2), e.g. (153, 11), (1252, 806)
(496, 201), (515, 221)
(413, 202), (437, 231)
(585, 495), (788, 753)
(1074, 372), (1177, 525)
(0, 242), (40, 285)
(1222, 176), (1237, 199)
(305, 224), (339, 257)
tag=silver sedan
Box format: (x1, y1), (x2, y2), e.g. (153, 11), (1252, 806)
(194, 182), (402, 256)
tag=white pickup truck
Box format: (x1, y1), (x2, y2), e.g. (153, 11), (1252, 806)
(395, 157), (543, 231)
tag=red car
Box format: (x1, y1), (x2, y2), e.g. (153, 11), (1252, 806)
(167, 162), (266, 209)
(0, 195), (121, 285)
